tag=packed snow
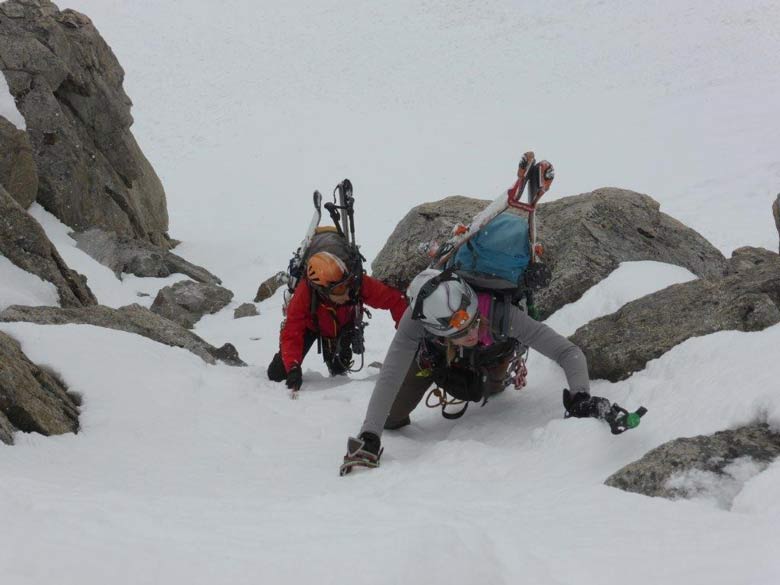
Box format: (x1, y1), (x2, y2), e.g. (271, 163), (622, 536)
(0, 72), (24, 129)
(0, 255), (59, 311)
(2, 0), (780, 584)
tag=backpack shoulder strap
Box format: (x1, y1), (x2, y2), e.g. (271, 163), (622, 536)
(484, 292), (512, 340)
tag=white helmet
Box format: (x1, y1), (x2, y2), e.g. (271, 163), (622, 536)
(407, 268), (479, 337)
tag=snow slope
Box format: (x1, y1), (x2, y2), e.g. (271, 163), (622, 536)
(0, 256), (58, 311)
(2, 0), (780, 583)
(1, 273), (779, 584)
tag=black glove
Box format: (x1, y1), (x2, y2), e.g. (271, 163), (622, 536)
(562, 389), (611, 419)
(563, 389), (648, 434)
(286, 364), (302, 391)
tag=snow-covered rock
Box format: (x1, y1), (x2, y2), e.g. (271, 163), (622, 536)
(150, 281), (234, 329)
(534, 188), (726, 319)
(605, 423), (780, 507)
(571, 247), (780, 381)
(233, 303), (258, 319)
(0, 185), (97, 307)
(71, 227), (221, 283)
(0, 304), (245, 366)
(371, 195), (489, 290)
(371, 189), (726, 319)
(0, 329), (80, 444)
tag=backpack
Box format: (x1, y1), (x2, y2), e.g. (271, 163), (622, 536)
(447, 210), (550, 330)
(450, 212), (531, 297)
(283, 180), (369, 373)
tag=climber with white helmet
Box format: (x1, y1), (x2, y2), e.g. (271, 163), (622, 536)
(340, 266), (606, 473)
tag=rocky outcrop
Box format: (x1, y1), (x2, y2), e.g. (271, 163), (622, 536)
(0, 184), (97, 307)
(0, 114), (38, 208)
(371, 196), (490, 290)
(605, 424), (780, 503)
(531, 189), (726, 318)
(254, 271), (287, 303)
(0, 329), (80, 444)
(371, 190), (726, 317)
(234, 303), (258, 319)
(71, 228), (221, 283)
(150, 281), (234, 329)
(0, 304), (245, 366)
(571, 247), (780, 382)
(773, 194), (779, 253)
(0, 410), (15, 445)
(0, 0), (170, 246)
(723, 246), (779, 275)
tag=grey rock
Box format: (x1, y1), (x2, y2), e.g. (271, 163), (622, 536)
(0, 330), (80, 441)
(165, 251), (221, 285)
(724, 246), (779, 275)
(0, 115), (38, 208)
(371, 190), (726, 318)
(605, 424), (780, 501)
(570, 247), (780, 381)
(150, 281), (234, 329)
(0, 304), (246, 366)
(254, 271), (287, 303)
(211, 342), (242, 365)
(773, 194), (779, 253)
(533, 188), (726, 318)
(0, 185), (97, 307)
(0, 410), (14, 445)
(0, 2), (26, 18)
(71, 227), (221, 283)
(0, 0), (170, 246)
(371, 196), (490, 290)
(234, 303), (258, 319)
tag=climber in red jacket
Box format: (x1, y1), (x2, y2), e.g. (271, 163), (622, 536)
(267, 251), (408, 393)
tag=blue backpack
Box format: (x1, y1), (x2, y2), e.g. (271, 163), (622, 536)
(450, 212), (531, 292)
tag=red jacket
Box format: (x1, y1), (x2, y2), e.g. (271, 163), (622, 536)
(280, 275), (408, 371)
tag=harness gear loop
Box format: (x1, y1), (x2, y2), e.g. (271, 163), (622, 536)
(506, 346), (529, 389)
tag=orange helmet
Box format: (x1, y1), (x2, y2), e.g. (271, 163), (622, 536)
(306, 252), (349, 291)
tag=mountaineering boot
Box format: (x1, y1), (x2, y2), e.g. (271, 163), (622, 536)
(339, 432), (383, 476)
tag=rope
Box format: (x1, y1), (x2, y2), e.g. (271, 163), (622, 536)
(425, 386), (469, 419)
